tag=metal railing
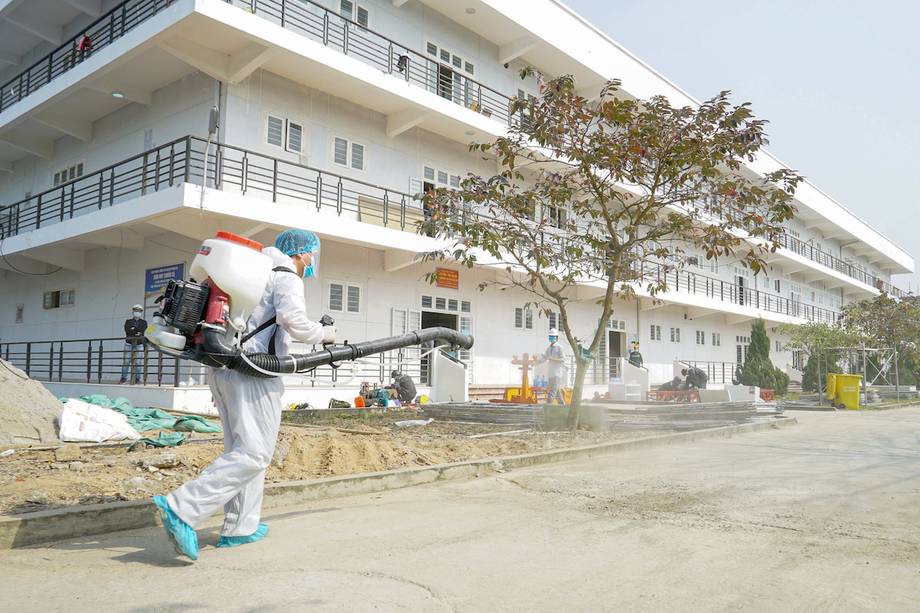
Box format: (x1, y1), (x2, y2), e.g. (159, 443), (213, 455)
(0, 136), (844, 326)
(776, 233), (909, 298)
(678, 360), (738, 386)
(224, 0), (512, 124)
(0, 335), (428, 389)
(0, 0), (173, 113)
(685, 201), (908, 298)
(632, 260), (841, 325)
(0, 337), (186, 386)
(0, 135), (192, 237)
(0, 0), (905, 301)
(0, 0), (514, 124)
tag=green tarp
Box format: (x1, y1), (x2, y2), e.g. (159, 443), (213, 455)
(140, 432), (188, 448)
(78, 394), (221, 434)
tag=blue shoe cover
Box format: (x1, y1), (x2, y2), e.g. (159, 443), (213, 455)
(217, 523), (269, 548)
(152, 495), (199, 561)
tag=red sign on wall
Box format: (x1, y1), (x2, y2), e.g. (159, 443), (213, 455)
(435, 268), (459, 290)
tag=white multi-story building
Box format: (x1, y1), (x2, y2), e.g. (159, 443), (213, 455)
(0, 0), (913, 408)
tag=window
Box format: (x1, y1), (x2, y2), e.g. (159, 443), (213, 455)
(328, 282), (361, 313)
(15, 304), (23, 324)
(545, 204), (567, 229)
(514, 307), (533, 330)
(670, 327), (681, 343)
(712, 332), (721, 347)
(460, 300), (471, 313)
(695, 330), (705, 345)
(421, 295), (433, 309)
(287, 122), (303, 153)
(333, 137), (364, 170)
(547, 311), (558, 331)
(53, 162), (84, 187)
(649, 325), (661, 341)
(266, 115), (284, 147)
(333, 137), (348, 166)
(774, 279), (781, 293)
(341, 1), (369, 27)
(43, 289), (75, 310)
(329, 283), (343, 312)
(266, 116), (303, 153)
(423, 165), (461, 190)
(435, 297), (447, 310)
(775, 340), (782, 352)
(351, 142), (364, 170)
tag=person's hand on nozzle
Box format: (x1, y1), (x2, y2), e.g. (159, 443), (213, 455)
(322, 326), (336, 345)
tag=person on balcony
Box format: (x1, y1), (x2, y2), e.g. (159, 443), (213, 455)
(75, 33), (93, 65)
(152, 229), (335, 562)
(119, 305), (146, 384)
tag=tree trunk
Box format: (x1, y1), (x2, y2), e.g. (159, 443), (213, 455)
(566, 357), (589, 430)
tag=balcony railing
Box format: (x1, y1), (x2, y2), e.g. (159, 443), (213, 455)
(0, 135), (841, 326)
(632, 260), (840, 326)
(225, 0), (513, 123)
(0, 0), (515, 124)
(0, 335), (427, 388)
(686, 200), (908, 298)
(0, 0), (171, 114)
(776, 233), (908, 298)
(677, 360), (739, 386)
(0, 0), (905, 302)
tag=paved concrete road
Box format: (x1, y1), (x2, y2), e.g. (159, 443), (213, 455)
(3, 409), (920, 612)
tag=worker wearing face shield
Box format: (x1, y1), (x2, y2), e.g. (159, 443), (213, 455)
(153, 229), (335, 561)
(539, 328), (566, 405)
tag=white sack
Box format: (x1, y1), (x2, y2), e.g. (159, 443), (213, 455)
(58, 398), (141, 443)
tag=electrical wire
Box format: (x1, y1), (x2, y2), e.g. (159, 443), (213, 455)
(0, 239), (63, 276)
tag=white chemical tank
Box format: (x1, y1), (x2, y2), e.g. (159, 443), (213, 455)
(190, 232), (272, 331)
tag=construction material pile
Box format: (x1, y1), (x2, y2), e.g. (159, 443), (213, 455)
(0, 359), (60, 445)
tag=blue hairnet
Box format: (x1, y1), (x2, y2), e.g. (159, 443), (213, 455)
(275, 229), (320, 257)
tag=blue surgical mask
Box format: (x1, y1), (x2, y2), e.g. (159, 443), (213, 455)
(302, 261), (315, 279)
(549, 336), (557, 343)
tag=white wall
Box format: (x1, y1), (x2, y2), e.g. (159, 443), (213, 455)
(0, 71), (216, 200)
(0, 234), (793, 386)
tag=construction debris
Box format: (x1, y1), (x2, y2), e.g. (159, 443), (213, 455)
(54, 445), (83, 462)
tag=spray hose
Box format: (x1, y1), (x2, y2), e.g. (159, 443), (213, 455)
(197, 326), (474, 378)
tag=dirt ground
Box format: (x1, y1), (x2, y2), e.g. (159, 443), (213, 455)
(0, 410), (651, 515)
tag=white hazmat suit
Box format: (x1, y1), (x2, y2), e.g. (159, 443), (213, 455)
(167, 247), (325, 537)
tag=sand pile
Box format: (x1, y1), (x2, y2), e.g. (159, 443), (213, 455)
(0, 359), (60, 445)
(271, 427), (541, 480)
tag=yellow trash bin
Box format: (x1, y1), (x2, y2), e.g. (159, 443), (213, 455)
(833, 373), (862, 410)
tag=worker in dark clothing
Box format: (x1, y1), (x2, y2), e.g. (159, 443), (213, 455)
(386, 370), (417, 403)
(658, 376), (684, 391)
(681, 366), (709, 389)
(120, 304), (147, 384)
(627, 341), (644, 368)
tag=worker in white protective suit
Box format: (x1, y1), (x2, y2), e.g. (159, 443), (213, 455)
(153, 229), (334, 561)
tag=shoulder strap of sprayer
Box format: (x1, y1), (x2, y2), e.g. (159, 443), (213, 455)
(239, 266), (300, 352)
